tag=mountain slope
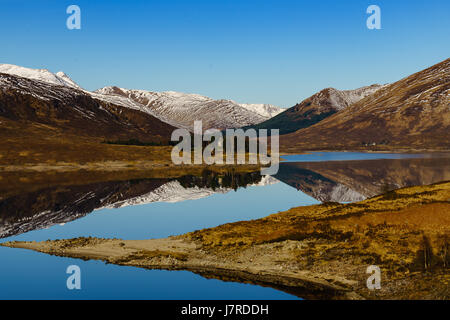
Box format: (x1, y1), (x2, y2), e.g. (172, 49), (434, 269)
(0, 63), (183, 129)
(0, 72), (177, 143)
(95, 86), (283, 131)
(246, 84), (385, 135)
(280, 58), (450, 152)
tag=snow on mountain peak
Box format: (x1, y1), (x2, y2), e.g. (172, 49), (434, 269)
(94, 86), (284, 130)
(239, 103), (284, 118)
(313, 84), (387, 112)
(0, 63), (81, 89)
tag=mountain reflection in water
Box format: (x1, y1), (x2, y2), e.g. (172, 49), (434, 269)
(275, 157), (450, 202)
(0, 169), (267, 238)
(1, 157), (449, 239)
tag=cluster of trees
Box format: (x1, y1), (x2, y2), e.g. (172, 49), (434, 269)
(414, 234), (449, 272)
(177, 169), (262, 191)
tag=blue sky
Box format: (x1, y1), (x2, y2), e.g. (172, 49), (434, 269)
(0, 0), (448, 107)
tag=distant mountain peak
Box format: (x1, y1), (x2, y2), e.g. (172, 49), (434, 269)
(238, 103), (284, 118)
(0, 70), (178, 144)
(247, 83), (386, 135)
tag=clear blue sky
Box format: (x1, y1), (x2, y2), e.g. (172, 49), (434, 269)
(0, 0), (449, 107)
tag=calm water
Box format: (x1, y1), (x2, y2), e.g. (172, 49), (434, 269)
(1, 152), (449, 299)
(281, 151), (444, 162)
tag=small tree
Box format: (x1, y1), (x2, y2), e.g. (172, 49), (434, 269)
(422, 235), (433, 271)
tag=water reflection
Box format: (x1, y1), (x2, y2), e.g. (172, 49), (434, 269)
(1, 157), (449, 239)
(0, 170), (268, 238)
(275, 157), (450, 202)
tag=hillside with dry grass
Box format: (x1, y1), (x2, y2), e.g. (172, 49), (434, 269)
(0, 115), (175, 166)
(280, 58), (450, 152)
(0, 71), (183, 169)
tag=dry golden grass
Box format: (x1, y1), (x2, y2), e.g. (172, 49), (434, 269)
(182, 181), (450, 299)
(186, 182), (450, 276)
(0, 118), (174, 166)
(0, 117), (267, 170)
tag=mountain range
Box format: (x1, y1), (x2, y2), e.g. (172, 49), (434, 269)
(0, 58), (448, 158)
(95, 86), (282, 131)
(0, 63), (283, 132)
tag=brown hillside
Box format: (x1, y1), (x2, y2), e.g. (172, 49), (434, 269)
(0, 73), (176, 143)
(280, 58), (450, 152)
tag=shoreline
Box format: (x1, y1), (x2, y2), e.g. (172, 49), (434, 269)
(0, 237), (360, 300)
(279, 149), (450, 156)
(0, 161), (261, 173)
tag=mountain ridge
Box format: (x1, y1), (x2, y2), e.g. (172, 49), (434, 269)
(95, 86), (283, 131)
(245, 84), (385, 135)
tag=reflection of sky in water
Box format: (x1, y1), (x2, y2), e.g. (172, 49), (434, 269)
(0, 181), (314, 300)
(0, 246), (297, 300)
(281, 152), (441, 162)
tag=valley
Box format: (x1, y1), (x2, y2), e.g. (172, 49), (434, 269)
(0, 58), (448, 300)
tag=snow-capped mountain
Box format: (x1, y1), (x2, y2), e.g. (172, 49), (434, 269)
(55, 71), (81, 89)
(0, 63), (283, 131)
(0, 64), (81, 89)
(0, 70), (177, 143)
(95, 86), (283, 131)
